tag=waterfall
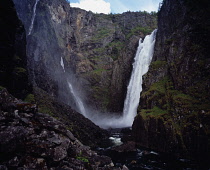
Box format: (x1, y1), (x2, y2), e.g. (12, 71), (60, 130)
(91, 29), (157, 129)
(28, 0), (40, 35)
(122, 29), (157, 127)
(60, 57), (65, 72)
(59, 57), (87, 117)
(67, 81), (87, 117)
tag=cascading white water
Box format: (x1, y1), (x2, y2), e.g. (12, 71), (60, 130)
(91, 29), (157, 129)
(60, 57), (65, 72)
(67, 81), (87, 117)
(59, 57), (87, 117)
(122, 29), (157, 127)
(28, 0), (40, 35)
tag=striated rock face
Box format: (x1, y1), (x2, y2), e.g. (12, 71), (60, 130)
(133, 0), (210, 161)
(0, 0), (30, 99)
(0, 89), (113, 169)
(12, 0), (157, 113)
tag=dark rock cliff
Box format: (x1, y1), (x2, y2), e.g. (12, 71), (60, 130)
(0, 0), (30, 99)
(133, 0), (210, 162)
(12, 0), (157, 113)
(1, 0), (109, 149)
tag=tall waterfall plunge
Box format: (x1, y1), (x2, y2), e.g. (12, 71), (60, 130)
(122, 29), (157, 127)
(92, 29), (157, 128)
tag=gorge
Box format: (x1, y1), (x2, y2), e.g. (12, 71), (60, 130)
(0, 0), (210, 169)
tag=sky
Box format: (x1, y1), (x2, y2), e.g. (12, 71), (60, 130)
(68, 0), (163, 14)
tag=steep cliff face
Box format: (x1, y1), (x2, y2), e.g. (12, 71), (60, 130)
(12, 0), (157, 113)
(0, 0), (109, 149)
(13, 0), (72, 98)
(133, 0), (210, 161)
(0, 0), (30, 99)
(0, 1), (114, 167)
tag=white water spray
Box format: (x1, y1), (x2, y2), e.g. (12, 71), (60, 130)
(60, 57), (65, 72)
(28, 0), (40, 35)
(91, 29), (157, 129)
(67, 81), (87, 117)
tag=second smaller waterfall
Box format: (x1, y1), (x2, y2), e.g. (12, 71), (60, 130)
(60, 57), (65, 72)
(59, 57), (87, 117)
(67, 81), (87, 117)
(28, 0), (40, 35)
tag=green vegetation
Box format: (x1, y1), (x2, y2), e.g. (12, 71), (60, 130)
(93, 85), (110, 111)
(106, 40), (125, 60)
(107, 41), (124, 50)
(141, 106), (167, 119)
(39, 106), (55, 117)
(142, 77), (169, 97)
(76, 152), (89, 163)
(33, 87), (57, 118)
(95, 13), (113, 20)
(13, 67), (26, 76)
(140, 72), (210, 126)
(91, 28), (113, 43)
(92, 68), (106, 75)
(93, 47), (105, 54)
(126, 26), (153, 39)
(150, 60), (167, 70)
(24, 94), (35, 103)
(164, 38), (173, 45)
(76, 156), (89, 163)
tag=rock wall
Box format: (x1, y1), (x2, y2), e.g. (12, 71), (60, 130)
(133, 0), (210, 161)
(0, 0), (109, 149)
(12, 0), (157, 113)
(0, 1), (113, 167)
(0, 0), (30, 99)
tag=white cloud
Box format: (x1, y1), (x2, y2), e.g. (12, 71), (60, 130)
(108, 0), (129, 13)
(140, 0), (159, 12)
(71, 0), (111, 14)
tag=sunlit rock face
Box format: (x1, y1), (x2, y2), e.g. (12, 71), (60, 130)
(133, 0), (210, 161)
(12, 0), (157, 113)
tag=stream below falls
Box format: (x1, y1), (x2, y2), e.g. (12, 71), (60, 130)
(97, 128), (209, 170)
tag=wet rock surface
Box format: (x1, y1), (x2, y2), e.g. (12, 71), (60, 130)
(0, 89), (115, 169)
